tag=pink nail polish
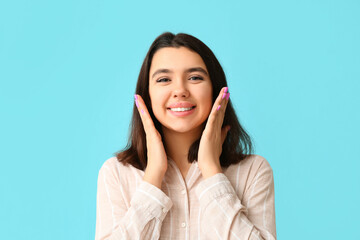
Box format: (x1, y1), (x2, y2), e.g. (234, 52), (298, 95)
(135, 99), (139, 108)
(226, 92), (230, 100)
(134, 94), (138, 100)
(224, 87), (228, 93)
(217, 105), (221, 111)
(222, 93), (227, 99)
(141, 109), (144, 114)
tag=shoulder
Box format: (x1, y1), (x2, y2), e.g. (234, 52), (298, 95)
(98, 156), (144, 184)
(223, 154), (274, 195)
(97, 157), (120, 184)
(243, 154), (273, 174)
(98, 156), (119, 175)
(225, 154), (273, 175)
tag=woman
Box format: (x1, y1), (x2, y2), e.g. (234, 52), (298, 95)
(95, 32), (276, 239)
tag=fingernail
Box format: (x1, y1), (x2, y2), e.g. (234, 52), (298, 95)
(217, 105), (221, 111)
(222, 92), (227, 99)
(141, 109), (144, 114)
(226, 92), (230, 100)
(135, 99), (139, 108)
(134, 94), (138, 100)
(224, 87), (228, 93)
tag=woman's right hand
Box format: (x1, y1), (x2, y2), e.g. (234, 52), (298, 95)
(134, 94), (168, 189)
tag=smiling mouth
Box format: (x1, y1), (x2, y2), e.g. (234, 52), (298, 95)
(167, 106), (196, 112)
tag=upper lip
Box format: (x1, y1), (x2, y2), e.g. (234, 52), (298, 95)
(167, 102), (196, 109)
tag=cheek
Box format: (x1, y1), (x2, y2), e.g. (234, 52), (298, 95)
(198, 88), (213, 112)
(150, 91), (166, 115)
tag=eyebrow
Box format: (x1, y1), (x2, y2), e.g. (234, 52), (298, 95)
(151, 67), (209, 79)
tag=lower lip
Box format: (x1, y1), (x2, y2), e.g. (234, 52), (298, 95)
(168, 107), (196, 117)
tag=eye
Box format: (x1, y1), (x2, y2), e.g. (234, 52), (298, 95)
(156, 78), (170, 83)
(189, 76), (203, 81)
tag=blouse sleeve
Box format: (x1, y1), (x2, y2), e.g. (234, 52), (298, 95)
(95, 162), (173, 240)
(195, 158), (276, 240)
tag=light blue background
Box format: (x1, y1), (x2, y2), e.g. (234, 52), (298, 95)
(1, 0), (359, 239)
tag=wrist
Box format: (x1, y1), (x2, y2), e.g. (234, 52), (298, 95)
(143, 167), (165, 189)
(200, 165), (223, 179)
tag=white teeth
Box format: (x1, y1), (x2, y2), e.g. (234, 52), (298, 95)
(170, 107), (194, 112)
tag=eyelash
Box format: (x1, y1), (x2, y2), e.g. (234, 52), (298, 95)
(156, 76), (203, 83)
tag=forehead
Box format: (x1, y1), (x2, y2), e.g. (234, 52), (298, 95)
(149, 47), (207, 73)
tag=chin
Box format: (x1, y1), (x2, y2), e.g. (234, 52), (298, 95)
(167, 126), (193, 133)
(164, 123), (203, 134)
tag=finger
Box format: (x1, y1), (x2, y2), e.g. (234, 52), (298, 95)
(217, 89), (230, 128)
(221, 125), (231, 145)
(217, 88), (230, 114)
(208, 87), (229, 125)
(220, 91), (230, 116)
(134, 94), (156, 135)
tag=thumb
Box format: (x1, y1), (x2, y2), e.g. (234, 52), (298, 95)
(221, 125), (231, 145)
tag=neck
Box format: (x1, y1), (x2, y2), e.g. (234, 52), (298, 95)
(162, 125), (203, 168)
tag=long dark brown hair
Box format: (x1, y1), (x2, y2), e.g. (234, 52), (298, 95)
(115, 32), (253, 170)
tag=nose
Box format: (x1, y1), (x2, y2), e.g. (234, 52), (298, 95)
(172, 79), (190, 98)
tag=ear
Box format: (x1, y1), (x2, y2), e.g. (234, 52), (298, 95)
(221, 125), (231, 145)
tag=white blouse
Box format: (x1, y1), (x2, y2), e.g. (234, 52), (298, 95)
(95, 154), (276, 239)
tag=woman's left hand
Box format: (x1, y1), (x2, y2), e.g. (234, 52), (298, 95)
(198, 87), (231, 179)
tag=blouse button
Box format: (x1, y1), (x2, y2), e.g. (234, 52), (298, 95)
(181, 222), (186, 228)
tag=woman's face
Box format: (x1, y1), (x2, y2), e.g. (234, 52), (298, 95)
(149, 47), (213, 135)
